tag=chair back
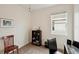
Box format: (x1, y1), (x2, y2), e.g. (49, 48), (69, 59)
(48, 38), (57, 50)
(2, 35), (14, 48)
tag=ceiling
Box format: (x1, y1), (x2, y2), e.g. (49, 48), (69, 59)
(20, 4), (56, 11)
(30, 4), (55, 11)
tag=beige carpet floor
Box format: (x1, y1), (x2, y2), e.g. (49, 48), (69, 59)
(19, 44), (49, 54)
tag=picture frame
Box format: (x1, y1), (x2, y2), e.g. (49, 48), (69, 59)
(0, 18), (14, 27)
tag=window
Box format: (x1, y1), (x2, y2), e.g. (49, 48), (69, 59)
(51, 12), (67, 35)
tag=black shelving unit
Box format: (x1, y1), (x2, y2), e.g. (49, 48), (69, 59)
(32, 30), (42, 46)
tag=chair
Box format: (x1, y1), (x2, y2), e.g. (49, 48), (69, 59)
(48, 38), (57, 54)
(2, 35), (18, 54)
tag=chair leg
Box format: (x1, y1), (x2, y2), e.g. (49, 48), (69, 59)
(49, 49), (57, 54)
(17, 47), (19, 54)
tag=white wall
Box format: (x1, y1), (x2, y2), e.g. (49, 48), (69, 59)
(74, 5), (79, 42)
(31, 4), (74, 51)
(0, 5), (31, 51)
(0, 4), (74, 52)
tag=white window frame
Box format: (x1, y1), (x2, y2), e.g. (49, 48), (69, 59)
(51, 12), (68, 35)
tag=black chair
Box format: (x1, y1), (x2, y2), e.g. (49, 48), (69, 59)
(67, 39), (79, 49)
(72, 41), (79, 49)
(64, 46), (67, 54)
(64, 39), (72, 54)
(67, 39), (71, 45)
(48, 38), (57, 54)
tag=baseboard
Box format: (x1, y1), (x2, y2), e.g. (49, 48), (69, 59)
(19, 42), (31, 50)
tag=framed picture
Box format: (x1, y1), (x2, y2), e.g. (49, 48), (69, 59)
(0, 18), (14, 27)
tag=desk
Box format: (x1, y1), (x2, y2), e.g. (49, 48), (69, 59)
(65, 43), (79, 54)
(68, 45), (79, 54)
